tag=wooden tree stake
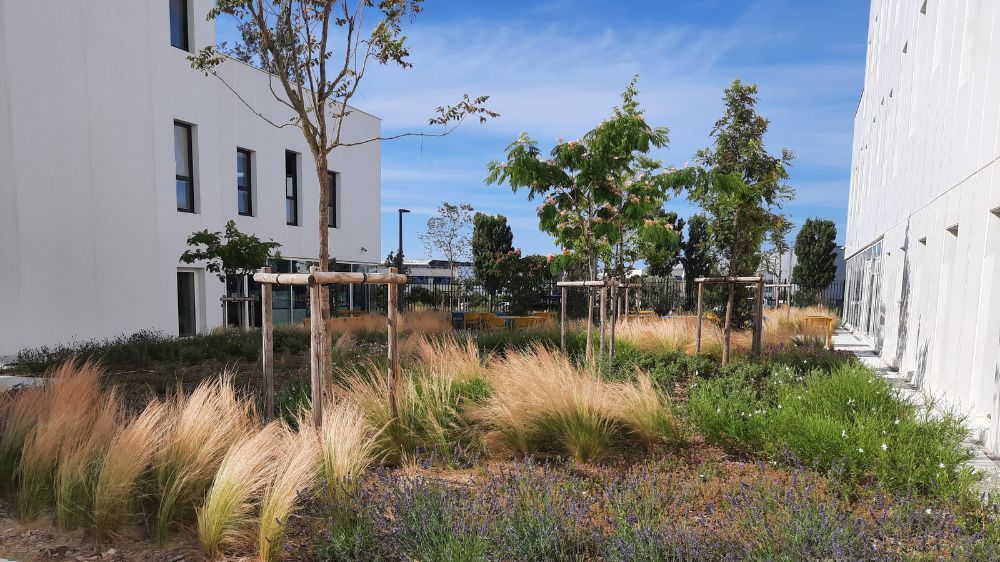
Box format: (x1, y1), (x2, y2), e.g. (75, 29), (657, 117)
(599, 286), (607, 358)
(308, 266), (325, 428)
(695, 281), (704, 353)
(386, 268), (400, 421)
(560, 285), (568, 356)
(261, 267), (274, 421)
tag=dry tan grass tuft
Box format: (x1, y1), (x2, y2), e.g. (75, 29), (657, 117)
(258, 423), (320, 562)
(317, 398), (381, 500)
(17, 361), (103, 521)
(615, 317), (700, 353)
(0, 384), (53, 494)
(153, 374), (254, 544)
(54, 388), (121, 530)
(198, 423), (282, 559)
(92, 400), (169, 537)
(478, 346), (681, 461)
(411, 335), (484, 381)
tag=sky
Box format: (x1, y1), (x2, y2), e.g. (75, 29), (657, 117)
(222, 0), (872, 262)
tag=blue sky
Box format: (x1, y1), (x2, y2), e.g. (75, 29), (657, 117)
(224, 0), (871, 261)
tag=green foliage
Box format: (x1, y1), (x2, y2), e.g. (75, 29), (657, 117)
(670, 79), (794, 279)
(396, 482), (489, 561)
(14, 328), (310, 372)
(688, 363), (975, 498)
(486, 77), (678, 280)
(503, 253), (554, 315)
(792, 218), (839, 305)
(680, 213), (714, 307)
(643, 210), (685, 277)
(180, 220), (281, 283)
(315, 511), (381, 562)
(665, 80), (793, 338)
(471, 212), (514, 303)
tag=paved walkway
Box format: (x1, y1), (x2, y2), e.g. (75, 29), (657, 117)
(0, 376), (44, 392)
(833, 329), (1000, 492)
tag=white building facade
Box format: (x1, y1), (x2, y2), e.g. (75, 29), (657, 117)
(846, 0), (1000, 450)
(0, 0), (381, 358)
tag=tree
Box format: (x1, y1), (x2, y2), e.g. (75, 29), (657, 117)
(180, 220), (282, 329)
(418, 202), (474, 283)
(762, 215), (793, 283)
(667, 79), (794, 364)
(644, 210), (685, 277)
(792, 218), (838, 306)
(189, 0), (496, 379)
(486, 78), (679, 359)
(471, 212), (514, 309)
(680, 213), (714, 308)
(497, 253), (552, 316)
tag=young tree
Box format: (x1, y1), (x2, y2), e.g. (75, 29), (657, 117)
(418, 202), (474, 283)
(180, 220), (282, 329)
(762, 215), (793, 283)
(486, 78), (678, 359)
(667, 79), (794, 364)
(792, 218), (838, 306)
(190, 0), (497, 375)
(680, 213), (714, 308)
(644, 210), (685, 277)
(471, 212), (514, 310)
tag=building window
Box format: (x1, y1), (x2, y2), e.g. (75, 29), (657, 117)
(946, 224), (959, 237)
(285, 151), (299, 225)
(327, 171), (338, 228)
(237, 149), (253, 216)
(174, 121), (195, 212)
(177, 270), (197, 337)
(169, 0), (190, 51)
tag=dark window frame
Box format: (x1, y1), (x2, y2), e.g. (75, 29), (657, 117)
(285, 151), (299, 226)
(175, 121), (195, 213)
(169, 0), (190, 51)
(237, 148), (253, 216)
(327, 170), (338, 228)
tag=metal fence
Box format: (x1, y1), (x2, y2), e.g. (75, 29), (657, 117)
(378, 278), (846, 317)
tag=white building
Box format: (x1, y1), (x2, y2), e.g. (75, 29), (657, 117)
(404, 260), (473, 285)
(0, 0), (381, 358)
(845, 0), (1000, 450)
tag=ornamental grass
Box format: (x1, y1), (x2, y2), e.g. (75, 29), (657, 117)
(197, 423), (282, 558)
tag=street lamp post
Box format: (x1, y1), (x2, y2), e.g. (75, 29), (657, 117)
(397, 208), (410, 311)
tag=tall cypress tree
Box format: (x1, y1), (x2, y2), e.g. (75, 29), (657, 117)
(471, 213), (514, 308)
(792, 218), (838, 306)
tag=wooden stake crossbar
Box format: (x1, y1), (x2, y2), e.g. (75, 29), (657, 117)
(253, 266), (407, 427)
(694, 276), (765, 363)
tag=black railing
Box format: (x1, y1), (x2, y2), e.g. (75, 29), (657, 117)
(366, 278), (846, 317)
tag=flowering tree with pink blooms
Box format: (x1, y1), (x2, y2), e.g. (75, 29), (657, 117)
(486, 78), (680, 355)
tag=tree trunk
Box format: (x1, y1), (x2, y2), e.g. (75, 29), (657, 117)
(314, 155), (333, 383)
(722, 281), (735, 366)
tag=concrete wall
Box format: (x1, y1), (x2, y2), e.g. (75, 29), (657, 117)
(846, 0), (1000, 450)
(0, 0), (381, 357)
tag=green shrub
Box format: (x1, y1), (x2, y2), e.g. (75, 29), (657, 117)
(315, 511), (381, 562)
(688, 363), (975, 497)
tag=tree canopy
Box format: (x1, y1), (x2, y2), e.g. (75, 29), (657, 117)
(180, 220), (282, 282)
(792, 218), (838, 305)
(486, 77), (679, 282)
